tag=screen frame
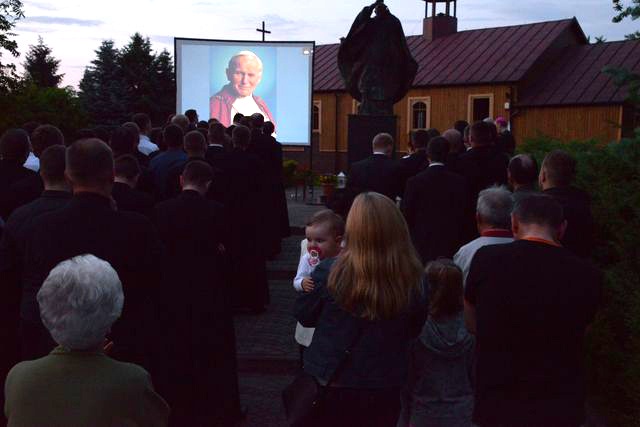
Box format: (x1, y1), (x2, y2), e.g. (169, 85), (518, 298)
(174, 37), (316, 147)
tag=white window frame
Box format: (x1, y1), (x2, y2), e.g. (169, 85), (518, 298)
(468, 93), (494, 123)
(407, 97), (432, 131)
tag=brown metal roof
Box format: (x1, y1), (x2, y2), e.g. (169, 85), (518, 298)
(313, 18), (581, 92)
(517, 39), (640, 106)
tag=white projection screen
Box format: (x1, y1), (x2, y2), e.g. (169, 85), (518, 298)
(175, 38), (315, 146)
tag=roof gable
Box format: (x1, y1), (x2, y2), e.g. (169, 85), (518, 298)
(313, 18), (581, 91)
(518, 39), (640, 106)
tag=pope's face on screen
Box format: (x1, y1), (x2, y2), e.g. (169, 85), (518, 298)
(226, 55), (263, 98)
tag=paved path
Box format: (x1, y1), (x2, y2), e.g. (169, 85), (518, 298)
(236, 198), (324, 427)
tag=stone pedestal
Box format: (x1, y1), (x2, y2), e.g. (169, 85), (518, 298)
(347, 115), (398, 166)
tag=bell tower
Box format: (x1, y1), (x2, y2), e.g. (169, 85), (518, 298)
(422, 0), (458, 42)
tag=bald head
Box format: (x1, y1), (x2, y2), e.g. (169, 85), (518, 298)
(66, 139), (114, 189)
(171, 114), (190, 133)
(508, 154), (538, 190)
(372, 133), (394, 157)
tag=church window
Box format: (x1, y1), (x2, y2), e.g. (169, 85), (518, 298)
(408, 97), (431, 131)
(468, 94), (494, 123)
(313, 101), (321, 133)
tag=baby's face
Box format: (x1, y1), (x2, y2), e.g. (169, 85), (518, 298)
(306, 223), (341, 260)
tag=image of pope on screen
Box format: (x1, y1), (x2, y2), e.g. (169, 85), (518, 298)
(210, 51), (275, 127)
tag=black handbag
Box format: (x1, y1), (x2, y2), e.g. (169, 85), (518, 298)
(282, 326), (364, 427)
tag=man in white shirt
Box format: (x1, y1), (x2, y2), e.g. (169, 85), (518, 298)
(209, 51), (276, 128)
(132, 113), (158, 156)
(454, 185), (514, 287)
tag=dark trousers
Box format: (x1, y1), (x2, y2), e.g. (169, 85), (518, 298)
(19, 319), (56, 361)
(309, 386), (401, 427)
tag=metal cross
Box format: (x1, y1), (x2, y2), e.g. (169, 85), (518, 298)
(256, 21), (271, 41)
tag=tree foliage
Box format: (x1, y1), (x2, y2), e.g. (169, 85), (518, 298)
(79, 33), (176, 127)
(606, 1), (640, 109)
(0, 0), (24, 92)
(23, 36), (63, 88)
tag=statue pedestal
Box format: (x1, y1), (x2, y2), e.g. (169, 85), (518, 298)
(347, 115), (398, 165)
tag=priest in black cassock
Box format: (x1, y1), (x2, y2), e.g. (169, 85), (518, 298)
(152, 160), (241, 426)
(225, 125), (270, 312)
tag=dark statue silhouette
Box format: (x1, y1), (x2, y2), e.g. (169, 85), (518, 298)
(338, 0), (418, 116)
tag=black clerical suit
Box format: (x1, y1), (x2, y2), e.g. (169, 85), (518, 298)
(402, 164), (471, 264)
(250, 130), (286, 256)
(465, 240), (601, 426)
(544, 186), (595, 258)
(343, 153), (404, 215)
(112, 182), (154, 217)
(20, 192), (163, 368)
(220, 148), (269, 311)
(399, 150), (429, 192)
(205, 144), (231, 206)
(153, 190), (241, 426)
(0, 160), (40, 221)
(454, 146), (509, 202)
(0, 189), (71, 424)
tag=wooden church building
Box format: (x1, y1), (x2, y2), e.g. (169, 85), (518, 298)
(286, 0), (640, 173)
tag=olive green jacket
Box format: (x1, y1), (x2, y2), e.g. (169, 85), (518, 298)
(4, 346), (169, 427)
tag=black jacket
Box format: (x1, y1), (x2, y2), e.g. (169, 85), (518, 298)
(344, 154), (404, 213)
(544, 186), (594, 258)
(455, 146), (509, 201)
(21, 192), (163, 366)
(402, 165), (472, 264)
(112, 182), (154, 217)
(295, 258), (428, 389)
(465, 240), (601, 425)
(399, 151), (429, 191)
(0, 160), (41, 221)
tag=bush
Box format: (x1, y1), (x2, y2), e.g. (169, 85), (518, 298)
(518, 135), (640, 425)
(282, 159), (299, 188)
(0, 83), (89, 139)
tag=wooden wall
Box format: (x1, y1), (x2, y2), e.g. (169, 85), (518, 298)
(312, 89), (624, 158)
(512, 105), (622, 143)
(313, 84), (512, 154)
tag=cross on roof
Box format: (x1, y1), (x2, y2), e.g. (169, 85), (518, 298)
(256, 21), (271, 41)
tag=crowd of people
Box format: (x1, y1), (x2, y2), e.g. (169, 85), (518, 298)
(0, 111), (289, 426)
(0, 110), (601, 427)
(292, 119), (600, 426)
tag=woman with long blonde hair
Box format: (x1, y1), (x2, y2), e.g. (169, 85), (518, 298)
(293, 192), (427, 426)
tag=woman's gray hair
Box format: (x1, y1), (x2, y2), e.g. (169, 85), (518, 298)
(37, 254), (124, 350)
(476, 185), (514, 229)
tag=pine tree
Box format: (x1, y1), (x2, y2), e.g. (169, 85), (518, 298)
(78, 40), (128, 125)
(150, 49), (175, 125)
(23, 36), (63, 87)
(0, 0), (24, 92)
(119, 33), (155, 118)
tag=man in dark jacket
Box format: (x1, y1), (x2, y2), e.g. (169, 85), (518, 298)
(164, 130), (208, 200)
(112, 155), (154, 217)
(400, 129), (429, 190)
(343, 133), (404, 214)
(149, 124), (187, 200)
(0, 145), (70, 424)
(19, 139), (163, 368)
(0, 129), (40, 221)
(153, 160), (241, 426)
(540, 150), (594, 258)
(455, 121), (509, 206)
(402, 137), (471, 264)
(465, 194), (600, 426)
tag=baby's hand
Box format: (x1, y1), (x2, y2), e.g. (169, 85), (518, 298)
(302, 277), (315, 293)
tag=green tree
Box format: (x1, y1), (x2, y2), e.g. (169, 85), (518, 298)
(118, 33), (155, 118)
(150, 48), (175, 124)
(607, 1), (640, 102)
(78, 40), (128, 125)
(0, 0), (24, 92)
(23, 36), (63, 88)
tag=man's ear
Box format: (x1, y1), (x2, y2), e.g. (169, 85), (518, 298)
(179, 175), (185, 189)
(64, 170), (73, 186)
(205, 180), (212, 190)
(558, 220), (568, 241)
(538, 167), (546, 189)
(511, 213), (519, 237)
(225, 67), (232, 82)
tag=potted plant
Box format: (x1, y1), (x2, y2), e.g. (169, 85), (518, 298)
(319, 174), (338, 199)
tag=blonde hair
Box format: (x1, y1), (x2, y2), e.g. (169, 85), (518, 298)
(328, 192), (424, 320)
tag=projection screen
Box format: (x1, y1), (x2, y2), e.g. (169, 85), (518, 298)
(175, 38), (315, 146)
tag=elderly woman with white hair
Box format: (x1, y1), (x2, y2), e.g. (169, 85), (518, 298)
(4, 254), (169, 427)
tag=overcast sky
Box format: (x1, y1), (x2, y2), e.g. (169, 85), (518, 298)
(9, 0), (639, 88)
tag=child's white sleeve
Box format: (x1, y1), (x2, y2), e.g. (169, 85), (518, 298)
(293, 239), (311, 292)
